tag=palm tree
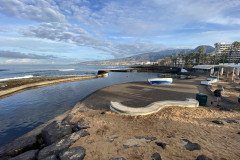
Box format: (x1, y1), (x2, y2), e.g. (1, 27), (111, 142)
(232, 41), (240, 64)
(169, 55), (174, 66)
(197, 46), (205, 65)
(214, 43), (219, 65)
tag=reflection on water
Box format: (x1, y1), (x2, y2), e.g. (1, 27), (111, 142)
(0, 72), (158, 146)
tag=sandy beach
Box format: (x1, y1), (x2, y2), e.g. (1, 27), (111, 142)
(1, 76), (240, 160)
(66, 77), (240, 160)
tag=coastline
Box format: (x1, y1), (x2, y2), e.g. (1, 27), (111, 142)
(1, 76), (239, 159)
(0, 74), (107, 99)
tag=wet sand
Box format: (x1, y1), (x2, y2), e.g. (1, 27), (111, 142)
(67, 77), (240, 160)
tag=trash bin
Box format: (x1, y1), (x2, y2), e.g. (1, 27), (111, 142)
(196, 93), (208, 106)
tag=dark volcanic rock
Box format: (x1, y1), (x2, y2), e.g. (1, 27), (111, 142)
(212, 120), (224, 125)
(9, 149), (38, 160)
(196, 155), (212, 160)
(0, 135), (38, 158)
(38, 130), (89, 159)
(219, 107), (232, 111)
(225, 119), (239, 124)
(183, 139), (201, 151)
(42, 120), (72, 145)
(155, 142), (167, 149)
(72, 119), (90, 132)
(109, 157), (126, 160)
(151, 152), (162, 160)
(43, 155), (58, 160)
(59, 146), (85, 160)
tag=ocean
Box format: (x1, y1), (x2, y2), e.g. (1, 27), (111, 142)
(0, 65), (158, 146)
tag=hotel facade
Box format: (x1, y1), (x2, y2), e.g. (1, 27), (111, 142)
(215, 42), (240, 62)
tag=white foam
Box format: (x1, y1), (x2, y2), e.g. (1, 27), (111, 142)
(59, 69), (75, 72)
(0, 75), (34, 82)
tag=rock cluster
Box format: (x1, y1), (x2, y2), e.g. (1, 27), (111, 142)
(0, 118), (90, 160)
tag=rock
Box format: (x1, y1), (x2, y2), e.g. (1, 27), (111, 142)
(196, 155), (212, 160)
(59, 146), (85, 160)
(108, 135), (119, 143)
(155, 142), (166, 149)
(123, 138), (148, 149)
(135, 136), (157, 142)
(219, 107), (232, 111)
(225, 119), (239, 124)
(41, 120), (72, 145)
(43, 155), (58, 160)
(9, 149), (38, 160)
(109, 157), (126, 160)
(183, 139), (201, 151)
(101, 112), (106, 114)
(38, 130), (89, 159)
(151, 152), (162, 160)
(72, 119), (90, 132)
(237, 132), (240, 135)
(0, 135), (38, 158)
(212, 120), (224, 125)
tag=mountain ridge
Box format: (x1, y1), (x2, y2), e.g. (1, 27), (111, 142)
(79, 45), (215, 65)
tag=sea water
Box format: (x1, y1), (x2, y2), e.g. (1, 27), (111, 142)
(0, 65), (158, 146)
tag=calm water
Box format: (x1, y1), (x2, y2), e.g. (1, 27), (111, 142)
(0, 65), (158, 146)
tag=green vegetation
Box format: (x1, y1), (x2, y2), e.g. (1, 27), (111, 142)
(158, 41), (240, 68)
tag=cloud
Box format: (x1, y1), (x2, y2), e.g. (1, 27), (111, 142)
(22, 22), (166, 57)
(0, 50), (57, 59)
(0, 0), (65, 22)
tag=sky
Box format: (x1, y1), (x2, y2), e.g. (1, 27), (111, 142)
(0, 0), (240, 64)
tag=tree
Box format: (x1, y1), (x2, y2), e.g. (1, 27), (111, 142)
(232, 41), (240, 64)
(214, 43), (219, 65)
(197, 46), (205, 65)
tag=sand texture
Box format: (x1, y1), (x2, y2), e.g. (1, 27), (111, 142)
(67, 77), (240, 160)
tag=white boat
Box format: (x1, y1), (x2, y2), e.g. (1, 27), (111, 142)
(148, 78), (173, 85)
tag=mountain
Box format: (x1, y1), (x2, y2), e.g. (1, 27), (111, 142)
(79, 45), (215, 65)
(192, 45), (215, 53)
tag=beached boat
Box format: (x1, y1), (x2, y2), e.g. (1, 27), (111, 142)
(148, 78), (173, 85)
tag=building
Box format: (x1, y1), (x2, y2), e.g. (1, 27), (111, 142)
(215, 42), (240, 62)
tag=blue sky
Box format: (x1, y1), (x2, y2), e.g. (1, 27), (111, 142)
(0, 0), (240, 64)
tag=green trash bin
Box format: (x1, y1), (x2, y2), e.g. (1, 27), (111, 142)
(196, 93), (208, 106)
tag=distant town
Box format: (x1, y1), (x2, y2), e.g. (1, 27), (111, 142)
(79, 41), (240, 67)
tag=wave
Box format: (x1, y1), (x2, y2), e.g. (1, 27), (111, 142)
(0, 75), (34, 82)
(58, 69), (75, 72)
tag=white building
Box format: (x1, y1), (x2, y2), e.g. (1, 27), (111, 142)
(215, 42), (240, 62)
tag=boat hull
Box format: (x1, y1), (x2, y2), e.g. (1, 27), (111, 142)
(148, 78), (173, 85)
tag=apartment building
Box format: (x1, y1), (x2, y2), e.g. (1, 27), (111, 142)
(215, 42), (240, 62)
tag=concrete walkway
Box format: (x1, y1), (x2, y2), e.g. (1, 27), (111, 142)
(110, 99), (199, 115)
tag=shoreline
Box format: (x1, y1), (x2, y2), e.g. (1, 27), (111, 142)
(1, 77), (240, 159)
(0, 74), (107, 99)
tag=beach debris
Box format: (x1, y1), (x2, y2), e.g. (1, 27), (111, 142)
(59, 146), (85, 160)
(182, 139), (201, 151)
(38, 130), (89, 159)
(8, 149), (39, 160)
(108, 135), (119, 143)
(151, 152), (162, 160)
(109, 157), (126, 160)
(155, 142), (167, 149)
(237, 132), (240, 135)
(212, 120), (224, 125)
(134, 136), (157, 143)
(42, 120), (72, 145)
(0, 135), (38, 158)
(166, 135), (175, 138)
(196, 154), (212, 160)
(101, 111), (106, 115)
(1, 84), (7, 88)
(72, 118), (90, 132)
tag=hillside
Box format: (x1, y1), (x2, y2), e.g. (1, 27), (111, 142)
(79, 45), (214, 65)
